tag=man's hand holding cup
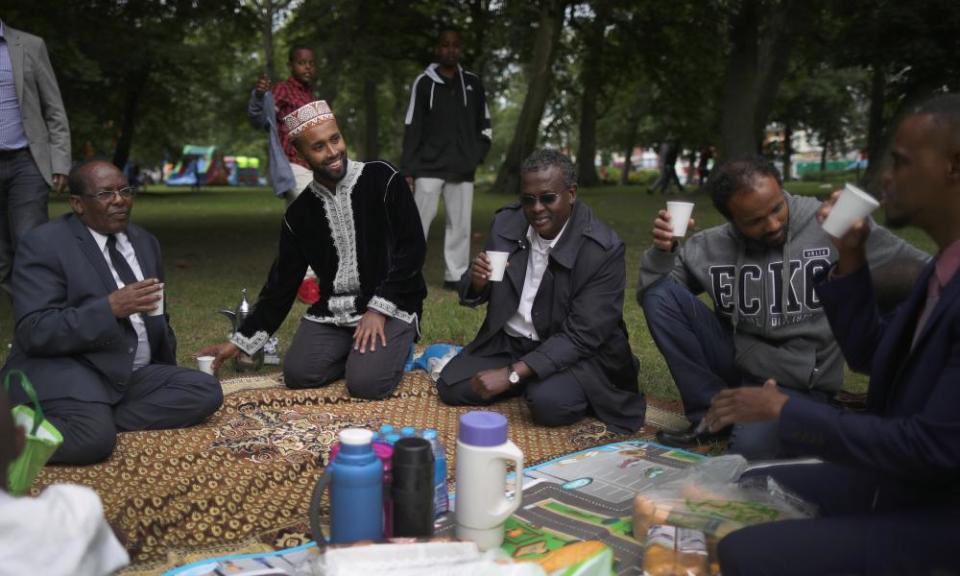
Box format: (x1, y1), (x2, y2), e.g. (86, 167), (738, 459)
(470, 252), (494, 294)
(652, 204), (695, 252)
(817, 184), (878, 275)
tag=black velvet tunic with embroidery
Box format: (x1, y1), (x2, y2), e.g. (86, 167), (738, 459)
(233, 160), (426, 352)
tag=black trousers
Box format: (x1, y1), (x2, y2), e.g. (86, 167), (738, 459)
(0, 148), (49, 294)
(43, 363), (222, 465)
(718, 462), (960, 575)
(437, 332), (589, 427)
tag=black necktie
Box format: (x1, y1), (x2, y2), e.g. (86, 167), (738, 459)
(106, 234), (138, 286)
(107, 233), (156, 356)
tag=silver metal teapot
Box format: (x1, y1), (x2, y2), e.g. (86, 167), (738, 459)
(219, 288), (264, 372)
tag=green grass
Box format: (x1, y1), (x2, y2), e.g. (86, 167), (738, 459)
(0, 182), (936, 401)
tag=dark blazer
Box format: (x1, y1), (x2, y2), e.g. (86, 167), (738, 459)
(2, 214), (176, 404)
(452, 201), (645, 432)
(781, 263), (960, 503)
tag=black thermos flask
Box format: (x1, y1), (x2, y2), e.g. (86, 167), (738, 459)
(391, 437), (435, 537)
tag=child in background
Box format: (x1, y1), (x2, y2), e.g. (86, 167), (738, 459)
(0, 388), (129, 575)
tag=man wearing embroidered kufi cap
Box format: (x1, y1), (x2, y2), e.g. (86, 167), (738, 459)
(198, 101), (427, 398)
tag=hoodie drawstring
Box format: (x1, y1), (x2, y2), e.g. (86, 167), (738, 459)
(425, 63), (468, 110)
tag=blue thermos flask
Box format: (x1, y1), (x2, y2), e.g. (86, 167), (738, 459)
(309, 428), (384, 545)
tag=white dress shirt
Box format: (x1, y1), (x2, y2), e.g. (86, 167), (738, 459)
(87, 228), (151, 370)
(504, 221), (568, 341)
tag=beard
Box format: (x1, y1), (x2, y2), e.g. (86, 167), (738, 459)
(762, 224), (789, 248)
(314, 153), (348, 183)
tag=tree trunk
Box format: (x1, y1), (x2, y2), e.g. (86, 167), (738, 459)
(619, 97), (644, 186)
(112, 65), (151, 169)
(575, 1), (610, 188)
(782, 122), (793, 180)
(263, 0), (274, 78)
(619, 145), (633, 186)
(468, 0), (490, 81)
(863, 81), (937, 193)
(492, 0), (566, 194)
(718, 0), (803, 160)
(864, 62), (886, 175)
(363, 78), (379, 160)
(819, 141), (828, 172)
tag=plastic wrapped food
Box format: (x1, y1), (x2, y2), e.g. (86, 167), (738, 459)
(642, 525), (708, 576)
(633, 456), (815, 558)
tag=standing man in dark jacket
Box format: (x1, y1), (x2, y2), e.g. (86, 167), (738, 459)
(438, 150), (645, 432)
(402, 28), (492, 290)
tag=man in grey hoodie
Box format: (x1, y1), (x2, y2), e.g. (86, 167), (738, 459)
(637, 157), (929, 459)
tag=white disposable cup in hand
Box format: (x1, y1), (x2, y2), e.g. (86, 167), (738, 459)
(821, 183), (880, 238)
(147, 286), (164, 316)
(666, 201), (695, 237)
(486, 251), (510, 282)
(197, 356), (215, 375)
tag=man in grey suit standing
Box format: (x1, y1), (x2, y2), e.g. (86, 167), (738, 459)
(0, 20), (70, 293)
(1, 160), (222, 465)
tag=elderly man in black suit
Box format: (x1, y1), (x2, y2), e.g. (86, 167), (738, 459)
(437, 150), (645, 432)
(1, 160), (222, 465)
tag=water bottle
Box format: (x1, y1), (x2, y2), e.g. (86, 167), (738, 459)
(422, 429), (449, 516)
(379, 424), (395, 437)
(317, 428), (384, 544)
(400, 426), (417, 438)
(455, 411), (524, 550)
(384, 433), (401, 445)
(391, 438), (435, 537)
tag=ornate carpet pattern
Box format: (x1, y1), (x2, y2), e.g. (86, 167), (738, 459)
(30, 371), (685, 574)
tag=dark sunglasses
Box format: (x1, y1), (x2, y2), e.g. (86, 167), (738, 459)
(519, 192), (560, 207)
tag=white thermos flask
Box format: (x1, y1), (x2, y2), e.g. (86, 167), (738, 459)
(454, 411), (524, 550)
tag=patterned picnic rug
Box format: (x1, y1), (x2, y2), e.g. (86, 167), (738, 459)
(29, 371), (688, 575)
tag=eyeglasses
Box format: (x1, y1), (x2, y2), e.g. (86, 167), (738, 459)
(84, 186), (138, 203)
(519, 192), (560, 207)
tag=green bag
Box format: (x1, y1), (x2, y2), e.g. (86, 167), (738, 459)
(5, 370), (63, 496)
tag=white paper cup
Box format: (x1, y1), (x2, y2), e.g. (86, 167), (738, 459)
(486, 251), (510, 282)
(147, 286), (164, 316)
(821, 183), (880, 238)
(197, 356), (215, 375)
(666, 201), (695, 237)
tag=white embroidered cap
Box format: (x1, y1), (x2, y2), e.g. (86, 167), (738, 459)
(283, 100), (336, 139)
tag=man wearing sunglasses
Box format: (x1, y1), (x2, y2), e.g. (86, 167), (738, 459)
(0, 160), (223, 465)
(437, 150), (645, 432)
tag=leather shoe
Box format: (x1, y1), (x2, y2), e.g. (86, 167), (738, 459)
(656, 423), (729, 448)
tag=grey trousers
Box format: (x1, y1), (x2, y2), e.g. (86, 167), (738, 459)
(43, 363), (223, 465)
(0, 149), (49, 294)
(283, 317), (417, 399)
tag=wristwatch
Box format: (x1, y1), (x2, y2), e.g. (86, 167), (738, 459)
(508, 369), (521, 386)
